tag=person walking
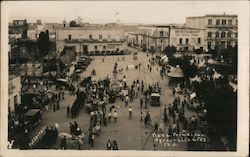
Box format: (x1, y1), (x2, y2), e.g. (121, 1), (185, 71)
(128, 106), (133, 119)
(140, 111), (143, 122)
(108, 111), (112, 122)
(140, 98), (143, 109)
(107, 139), (112, 150)
(125, 95), (129, 107)
(113, 110), (117, 123)
(60, 136), (67, 150)
(67, 105), (70, 118)
(112, 140), (118, 150)
(90, 133), (95, 147)
(154, 122), (159, 133)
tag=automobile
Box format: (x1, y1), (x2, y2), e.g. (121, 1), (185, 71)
(23, 109), (42, 131)
(150, 93), (161, 106)
(77, 60), (90, 66)
(74, 69), (83, 73)
(55, 78), (71, 89)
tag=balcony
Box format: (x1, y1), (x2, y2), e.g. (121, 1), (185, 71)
(207, 24), (237, 28)
(64, 39), (125, 43)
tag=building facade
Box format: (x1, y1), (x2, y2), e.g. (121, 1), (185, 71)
(138, 26), (170, 53)
(169, 26), (205, 52)
(186, 14), (238, 51)
(126, 32), (139, 47)
(9, 20), (28, 39)
(8, 75), (22, 113)
(56, 27), (125, 54)
(27, 20), (58, 40)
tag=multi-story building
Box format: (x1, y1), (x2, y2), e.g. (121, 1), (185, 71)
(169, 26), (205, 52)
(56, 27), (125, 54)
(9, 19), (28, 39)
(27, 20), (59, 40)
(138, 26), (170, 53)
(8, 75), (22, 113)
(186, 13), (238, 51)
(125, 32), (139, 47)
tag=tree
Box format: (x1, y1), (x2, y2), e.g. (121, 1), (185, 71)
(193, 79), (237, 150)
(37, 30), (51, 57)
(69, 20), (78, 27)
(163, 46), (177, 59)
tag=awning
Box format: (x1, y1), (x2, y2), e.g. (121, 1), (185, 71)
(167, 65), (184, 78)
(151, 93), (160, 97)
(57, 78), (68, 82)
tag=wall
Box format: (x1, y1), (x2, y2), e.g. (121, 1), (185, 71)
(56, 28), (124, 41)
(8, 75), (22, 112)
(56, 28), (125, 53)
(138, 26), (170, 52)
(170, 27), (205, 51)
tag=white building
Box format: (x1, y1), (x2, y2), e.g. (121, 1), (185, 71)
(138, 26), (170, 53)
(169, 26), (205, 52)
(186, 13), (238, 51)
(56, 27), (125, 54)
(8, 75), (22, 113)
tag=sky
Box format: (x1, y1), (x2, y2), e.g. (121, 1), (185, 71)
(2, 1), (244, 24)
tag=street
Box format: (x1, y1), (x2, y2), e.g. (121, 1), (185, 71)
(29, 47), (196, 150)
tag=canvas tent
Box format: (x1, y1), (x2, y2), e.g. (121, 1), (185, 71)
(168, 65), (184, 86)
(167, 65), (184, 78)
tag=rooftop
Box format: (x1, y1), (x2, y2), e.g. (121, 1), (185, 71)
(57, 26), (124, 31)
(186, 13), (237, 19)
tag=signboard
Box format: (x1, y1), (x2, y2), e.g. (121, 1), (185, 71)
(174, 29), (201, 37)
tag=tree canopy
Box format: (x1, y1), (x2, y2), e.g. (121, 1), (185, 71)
(69, 20), (78, 27)
(37, 30), (51, 57)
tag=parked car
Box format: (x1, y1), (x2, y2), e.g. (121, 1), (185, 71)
(23, 109), (42, 131)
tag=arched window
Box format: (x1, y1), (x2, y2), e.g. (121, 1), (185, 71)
(221, 32), (226, 38)
(208, 32), (212, 38)
(215, 32), (220, 38)
(227, 32), (231, 38)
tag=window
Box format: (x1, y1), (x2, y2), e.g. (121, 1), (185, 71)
(94, 45), (98, 50)
(208, 19), (212, 25)
(89, 35), (92, 39)
(207, 42), (211, 49)
(179, 38), (182, 44)
(159, 31), (164, 37)
(208, 32), (212, 38)
(235, 32), (238, 38)
(221, 41), (226, 48)
(215, 41), (220, 47)
(216, 32), (220, 38)
(68, 35), (71, 41)
(228, 20), (232, 25)
(103, 45), (106, 49)
(227, 42), (231, 48)
(222, 19), (226, 25)
(99, 35), (102, 39)
(216, 19), (220, 25)
(186, 38), (189, 44)
(236, 20), (238, 25)
(227, 32), (231, 37)
(221, 32), (226, 38)
(197, 38), (201, 44)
